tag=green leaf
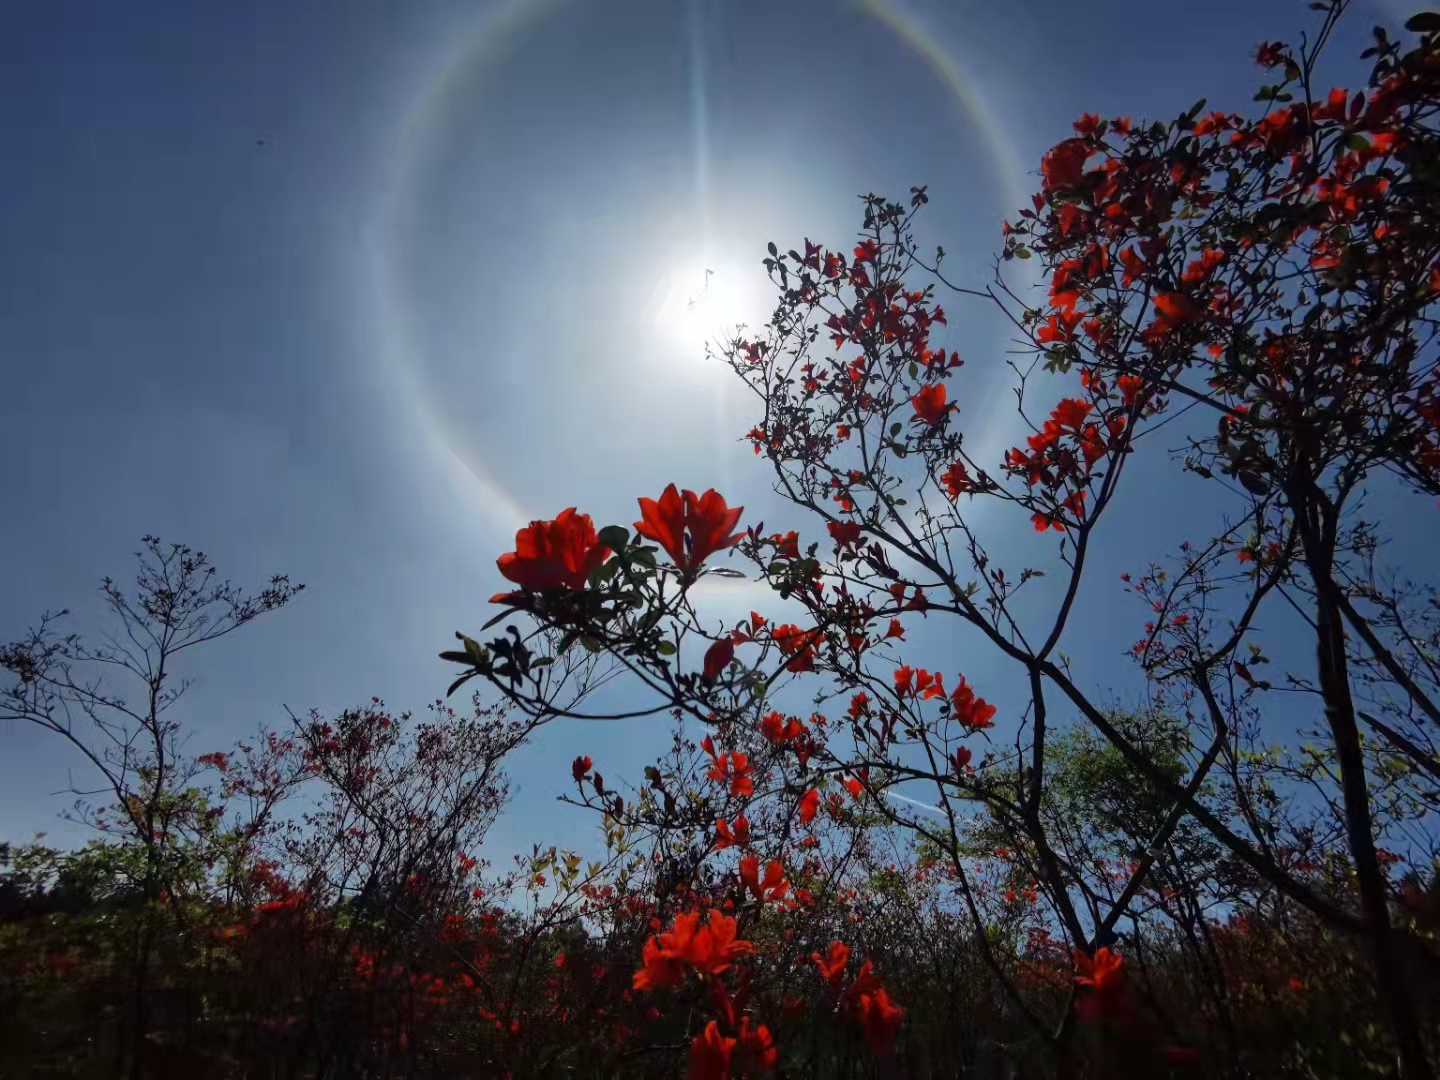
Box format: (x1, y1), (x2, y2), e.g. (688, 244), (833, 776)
(597, 525), (630, 550)
(767, 241), (779, 257)
(482, 607), (517, 631)
(1014, 246), (1032, 260)
(446, 671), (479, 698)
(581, 636), (602, 654)
(656, 640), (677, 656)
(1405, 11), (1440, 33)
(890, 423), (903, 437)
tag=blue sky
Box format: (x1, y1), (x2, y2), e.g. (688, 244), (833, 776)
(0, 0), (1419, 859)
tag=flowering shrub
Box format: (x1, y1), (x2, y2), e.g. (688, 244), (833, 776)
(436, 5), (1440, 1074)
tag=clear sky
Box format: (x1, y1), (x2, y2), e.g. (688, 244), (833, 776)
(0, 0), (1420, 859)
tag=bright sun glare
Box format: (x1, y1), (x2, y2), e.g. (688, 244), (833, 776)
(650, 257), (750, 358)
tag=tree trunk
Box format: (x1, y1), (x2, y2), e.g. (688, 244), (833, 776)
(127, 912), (155, 1080)
(1305, 500), (1433, 1079)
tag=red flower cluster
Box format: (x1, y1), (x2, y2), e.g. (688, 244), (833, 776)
(715, 814), (750, 850)
(703, 736), (755, 797)
(940, 460), (974, 499)
(493, 509), (611, 598)
(910, 382), (953, 426)
(739, 856), (788, 902)
(1072, 947), (1136, 1024)
(810, 941), (905, 1055)
(759, 710), (807, 745)
(797, 789), (820, 824)
(893, 665), (947, 700)
(950, 676), (997, 731)
(1002, 395), (1126, 514)
(689, 1016), (777, 1080)
(1074, 946), (1125, 993)
(771, 623), (822, 672)
(891, 666), (995, 731)
(1042, 138), (1095, 192)
(633, 909), (755, 991)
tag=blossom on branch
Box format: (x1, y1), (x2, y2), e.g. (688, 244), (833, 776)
(493, 509), (611, 598)
(635, 485), (744, 576)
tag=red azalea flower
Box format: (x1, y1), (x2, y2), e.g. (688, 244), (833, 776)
(689, 1020), (735, 1080)
(856, 988), (904, 1056)
(910, 382), (952, 425)
(798, 789), (820, 824)
(1073, 946), (1125, 993)
(705, 751), (754, 798)
(760, 711), (806, 744)
(736, 1017), (777, 1072)
(1117, 374), (1144, 406)
(1119, 246), (1147, 287)
(635, 485), (745, 575)
(950, 677), (997, 730)
(715, 814), (750, 850)
(634, 916), (697, 991)
(1042, 138), (1093, 191)
(772, 624), (821, 672)
(740, 856), (789, 902)
(1150, 292), (1203, 335)
(770, 531), (801, 559)
(941, 460), (973, 499)
(1037, 308), (1085, 344)
(635, 910), (755, 992)
(688, 910), (755, 977)
(496, 509), (611, 594)
(812, 940), (851, 990)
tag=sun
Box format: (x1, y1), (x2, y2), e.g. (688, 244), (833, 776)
(649, 257), (751, 359)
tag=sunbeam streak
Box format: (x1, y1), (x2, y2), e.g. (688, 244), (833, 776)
(884, 788), (955, 819)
